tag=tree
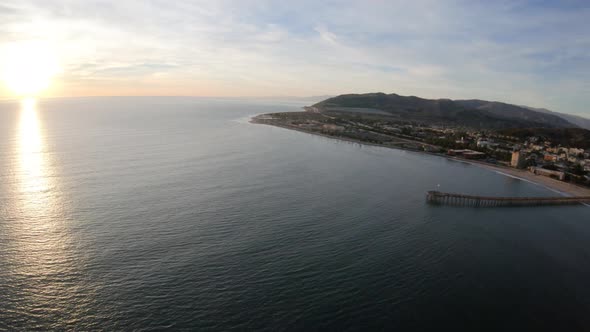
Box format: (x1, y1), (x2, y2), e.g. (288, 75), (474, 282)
(571, 164), (586, 176)
(543, 164), (558, 171)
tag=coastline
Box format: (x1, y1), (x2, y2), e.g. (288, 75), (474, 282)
(444, 155), (590, 197)
(251, 117), (590, 198)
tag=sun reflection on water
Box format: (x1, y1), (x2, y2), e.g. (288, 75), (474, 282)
(15, 97), (64, 276)
(4, 99), (88, 327)
(19, 98), (50, 196)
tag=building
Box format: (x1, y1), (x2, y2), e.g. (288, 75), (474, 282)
(476, 139), (496, 148)
(462, 151), (486, 159)
(569, 148), (584, 156)
(455, 137), (468, 145)
(511, 151), (526, 169)
(544, 154), (557, 162)
(568, 156), (580, 163)
(447, 149), (486, 159)
(448, 149), (470, 156)
(529, 167), (566, 181)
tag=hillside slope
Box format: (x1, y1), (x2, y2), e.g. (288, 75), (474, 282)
(313, 93), (577, 130)
(522, 106), (590, 130)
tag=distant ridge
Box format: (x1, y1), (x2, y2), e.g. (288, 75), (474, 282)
(520, 106), (590, 130)
(313, 93), (577, 130)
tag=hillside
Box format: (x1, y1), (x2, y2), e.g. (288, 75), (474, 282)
(523, 106), (590, 130)
(313, 93), (576, 130)
(498, 128), (590, 149)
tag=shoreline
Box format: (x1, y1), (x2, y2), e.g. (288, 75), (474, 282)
(443, 155), (590, 197)
(251, 117), (590, 198)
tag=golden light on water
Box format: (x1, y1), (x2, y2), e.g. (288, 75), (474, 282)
(8, 100), (89, 322)
(1, 42), (60, 97)
(13, 98), (74, 283)
(16, 98), (60, 261)
(19, 98), (49, 195)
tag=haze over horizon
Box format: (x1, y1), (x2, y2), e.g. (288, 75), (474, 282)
(1, 1), (589, 117)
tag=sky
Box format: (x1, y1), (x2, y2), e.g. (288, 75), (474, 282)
(0, 0), (589, 116)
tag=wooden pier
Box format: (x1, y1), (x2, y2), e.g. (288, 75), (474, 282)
(426, 191), (590, 207)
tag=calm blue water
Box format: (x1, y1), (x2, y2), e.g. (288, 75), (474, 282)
(0, 97), (589, 331)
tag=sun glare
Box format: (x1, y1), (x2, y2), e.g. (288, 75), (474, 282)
(1, 42), (59, 97)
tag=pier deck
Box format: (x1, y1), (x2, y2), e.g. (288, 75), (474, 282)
(426, 191), (590, 207)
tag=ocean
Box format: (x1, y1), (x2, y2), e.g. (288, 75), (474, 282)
(0, 97), (589, 330)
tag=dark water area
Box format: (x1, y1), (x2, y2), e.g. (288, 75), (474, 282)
(0, 97), (589, 331)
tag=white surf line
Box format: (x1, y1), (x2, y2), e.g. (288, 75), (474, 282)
(491, 170), (571, 197)
(450, 158), (589, 207)
(492, 170), (590, 207)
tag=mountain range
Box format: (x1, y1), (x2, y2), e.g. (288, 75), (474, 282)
(313, 93), (590, 130)
(522, 106), (590, 130)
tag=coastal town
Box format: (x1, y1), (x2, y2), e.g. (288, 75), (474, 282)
(252, 108), (590, 190)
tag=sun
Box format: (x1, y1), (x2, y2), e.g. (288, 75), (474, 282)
(1, 41), (60, 97)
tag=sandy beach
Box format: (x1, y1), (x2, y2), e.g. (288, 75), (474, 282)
(456, 158), (590, 197)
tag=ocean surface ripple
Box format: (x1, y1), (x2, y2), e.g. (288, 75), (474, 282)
(1, 97), (589, 331)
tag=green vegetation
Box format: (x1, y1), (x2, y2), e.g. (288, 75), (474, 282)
(314, 93), (576, 130)
(498, 128), (590, 149)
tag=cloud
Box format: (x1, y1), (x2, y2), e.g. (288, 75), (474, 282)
(314, 26), (339, 45)
(0, 0), (589, 116)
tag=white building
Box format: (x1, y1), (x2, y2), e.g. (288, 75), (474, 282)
(476, 139), (496, 148)
(511, 151), (526, 169)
